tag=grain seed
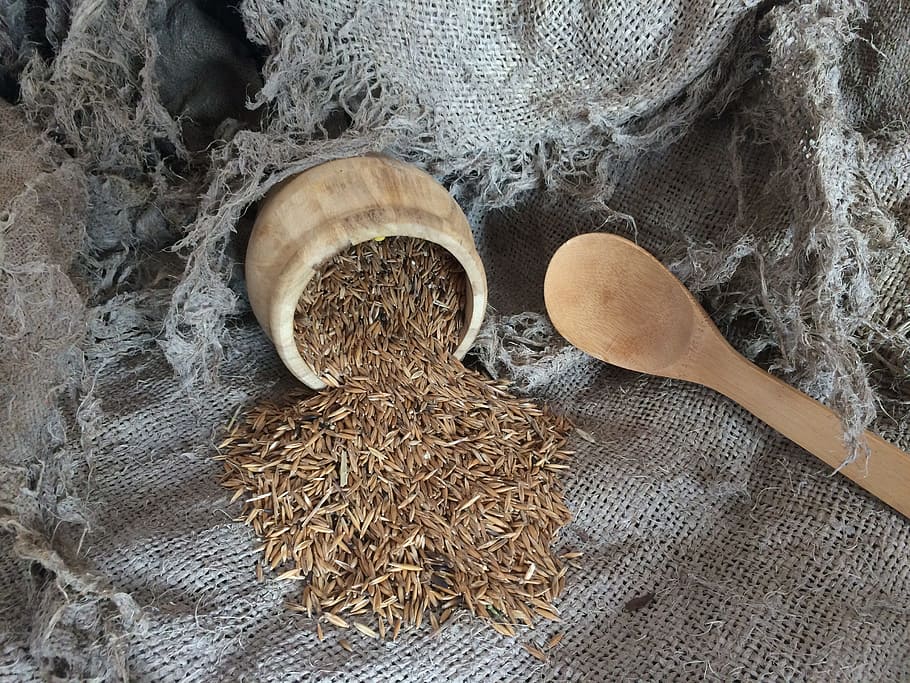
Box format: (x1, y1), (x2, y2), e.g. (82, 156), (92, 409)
(523, 642), (549, 662)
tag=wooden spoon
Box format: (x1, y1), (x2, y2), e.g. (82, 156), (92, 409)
(544, 232), (910, 518)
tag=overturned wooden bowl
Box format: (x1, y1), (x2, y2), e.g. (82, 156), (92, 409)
(246, 156), (488, 389)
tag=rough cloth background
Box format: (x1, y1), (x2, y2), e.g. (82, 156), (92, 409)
(1, 0), (909, 680)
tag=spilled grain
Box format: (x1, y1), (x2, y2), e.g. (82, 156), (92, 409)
(217, 238), (572, 641)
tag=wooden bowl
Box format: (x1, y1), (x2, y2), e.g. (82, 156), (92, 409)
(246, 155), (488, 388)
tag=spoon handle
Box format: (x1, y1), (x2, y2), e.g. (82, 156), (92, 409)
(702, 347), (910, 518)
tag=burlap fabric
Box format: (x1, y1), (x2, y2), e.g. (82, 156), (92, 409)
(1, 1), (909, 680)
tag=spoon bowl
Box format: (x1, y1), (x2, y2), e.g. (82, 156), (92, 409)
(544, 232), (910, 519)
(544, 233), (703, 380)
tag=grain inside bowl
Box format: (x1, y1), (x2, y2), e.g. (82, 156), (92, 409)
(216, 237), (574, 641)
(293, 238), (466, 385)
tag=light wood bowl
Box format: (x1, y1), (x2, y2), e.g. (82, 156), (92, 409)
(246, 155), (488, 389)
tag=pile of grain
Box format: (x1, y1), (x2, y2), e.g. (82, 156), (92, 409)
(217, 238), (573, 640)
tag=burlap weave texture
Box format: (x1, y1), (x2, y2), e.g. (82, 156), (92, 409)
(1, 1), (909, 680)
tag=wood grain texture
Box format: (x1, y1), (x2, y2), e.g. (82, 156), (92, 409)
(246, 155), (487, 388)
(544, 232), (910, 519)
